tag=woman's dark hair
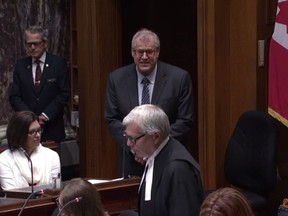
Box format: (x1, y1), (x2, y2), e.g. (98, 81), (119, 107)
(6, 111), (38, 150)
(59, 178), (106, 216)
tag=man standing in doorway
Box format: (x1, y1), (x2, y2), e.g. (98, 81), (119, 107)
(105, 28), (194, 177)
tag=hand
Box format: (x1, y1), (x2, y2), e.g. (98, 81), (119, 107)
(38, 115), (48, 125)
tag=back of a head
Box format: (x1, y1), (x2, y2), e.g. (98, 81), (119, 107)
(59, 178), (106, 216)
(200, 187), (254, 216)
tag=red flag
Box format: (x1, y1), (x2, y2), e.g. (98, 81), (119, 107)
(268, 0), (288, 127)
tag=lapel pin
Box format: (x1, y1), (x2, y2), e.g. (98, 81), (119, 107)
(46, 64), (49, 67)
(27, 65), (31, 69)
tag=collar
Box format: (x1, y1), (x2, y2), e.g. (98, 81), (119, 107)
(136, 63), (157, 84)
(139, 136), (169, 201)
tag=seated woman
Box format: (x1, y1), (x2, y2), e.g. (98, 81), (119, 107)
(200, 187), (254, 216)
(0, 111), (60, 190)
(56, 178), (108, 216)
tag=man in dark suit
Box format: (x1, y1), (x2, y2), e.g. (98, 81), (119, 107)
(9, 26), (70, 143)
(105, 28), (194, 177)
(121, 104), (203, 216)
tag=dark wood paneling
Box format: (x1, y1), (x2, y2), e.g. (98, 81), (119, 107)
(76, 0), (198, 179)
(74, 0), (279, 193)
(198, 0), (258, 189)
(257, 0), (276, 111)
(77, 0), (121, 178)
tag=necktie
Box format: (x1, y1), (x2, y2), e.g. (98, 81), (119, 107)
(141, 77), (150, 104)
(34, 60), (42, 91)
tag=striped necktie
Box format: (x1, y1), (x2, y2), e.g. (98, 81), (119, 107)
(141, 77), (150, 104)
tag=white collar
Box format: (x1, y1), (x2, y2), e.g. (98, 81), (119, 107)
(136, 63), (157, 84)
(139, 136), (169, 201)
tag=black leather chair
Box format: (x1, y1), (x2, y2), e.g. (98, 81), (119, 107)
(224, 110), (278, 215)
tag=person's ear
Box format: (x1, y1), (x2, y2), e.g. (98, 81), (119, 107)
(152, 132), (161, 142)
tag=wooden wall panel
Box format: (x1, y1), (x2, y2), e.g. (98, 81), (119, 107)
(77, 0), (121, 178)
(198, 0), (258, 189)
(197, 0), (217, 189)
(74, 0), (276, 190)
(214, 0), (231, 188)
(257, 0), (276, 111)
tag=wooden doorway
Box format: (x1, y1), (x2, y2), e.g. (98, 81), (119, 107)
(120, 0), (199, 159)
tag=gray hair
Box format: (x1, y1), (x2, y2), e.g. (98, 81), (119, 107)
(131, 28), (160, 49)
(123, 104), (170, 139)
(24, 25), (48, 42)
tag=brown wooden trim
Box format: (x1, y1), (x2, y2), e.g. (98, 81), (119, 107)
(198, 0), (258, 190)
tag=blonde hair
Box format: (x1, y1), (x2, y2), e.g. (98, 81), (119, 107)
(200, 187), (254, 216)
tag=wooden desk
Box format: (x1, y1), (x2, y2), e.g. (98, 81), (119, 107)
(1, 177), (140, 216)
(0, 196), (55, 216)
(95, 177), (139, 215)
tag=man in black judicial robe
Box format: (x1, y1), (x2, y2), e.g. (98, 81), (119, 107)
(122, 104), (203, 216)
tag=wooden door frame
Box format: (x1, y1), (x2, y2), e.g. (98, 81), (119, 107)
(197, 0), (258, 189)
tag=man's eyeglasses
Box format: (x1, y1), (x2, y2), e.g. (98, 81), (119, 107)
(133, 49), (157, 57)
(123, 132), (146, 144)
(28, 127), (42, 136)
(25, 41), (43, 48)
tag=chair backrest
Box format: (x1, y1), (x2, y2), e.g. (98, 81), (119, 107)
(224, 110), (277, 196)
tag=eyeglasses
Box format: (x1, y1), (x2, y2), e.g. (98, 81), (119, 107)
(28, 127), (42, 136)
(133, 49), (157, 57)
(123, 132), (146, 145)
(25, 41), (43, 48)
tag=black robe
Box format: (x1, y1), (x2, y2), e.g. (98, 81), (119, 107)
(139, 138), (204, 216)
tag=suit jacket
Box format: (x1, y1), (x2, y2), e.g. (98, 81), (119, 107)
(139, 138), (204, 216)
(105, 61), (194, 177)
(9, 52), (70, 142)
